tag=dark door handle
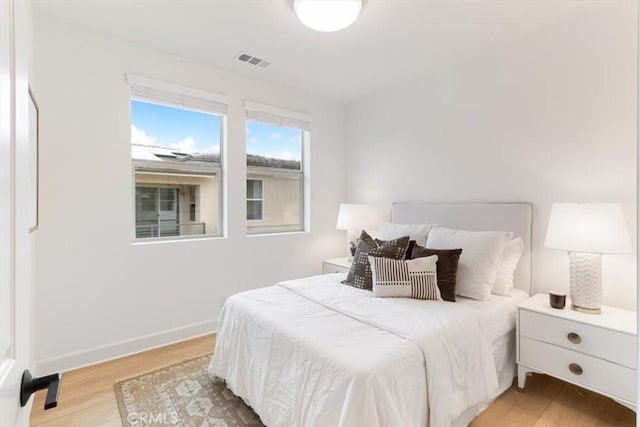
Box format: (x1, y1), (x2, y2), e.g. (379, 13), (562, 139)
(20, 369), (61, 410)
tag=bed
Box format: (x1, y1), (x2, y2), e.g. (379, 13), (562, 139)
(209, 202), (533, 426)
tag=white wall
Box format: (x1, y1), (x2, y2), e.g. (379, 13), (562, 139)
(346, 3), (638, 309)
(33, 16), (346, 373)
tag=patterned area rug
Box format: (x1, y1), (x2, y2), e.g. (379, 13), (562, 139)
(114, 354), (265, 427)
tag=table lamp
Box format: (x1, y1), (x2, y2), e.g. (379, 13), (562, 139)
(336, 204), (381, 260)
(544, 203), (631, 314)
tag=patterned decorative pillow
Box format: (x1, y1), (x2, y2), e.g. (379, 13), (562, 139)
(342, 231), (410, 290)
(369, 255), (441, 300)
(411, 246), (463, 302)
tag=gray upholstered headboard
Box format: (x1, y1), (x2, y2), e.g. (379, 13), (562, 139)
(391, 202), (533, 294)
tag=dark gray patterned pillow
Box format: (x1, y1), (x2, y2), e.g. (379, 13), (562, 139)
(342, 231), (410, 290)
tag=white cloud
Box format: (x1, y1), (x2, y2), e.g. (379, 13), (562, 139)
(170, 137), (219, 155)
(131, 125), (157, 146)
(270, 132), (281, 140)
(171, 137), (196, 153)
(248, 137), (258, 144)
(289, 135), (302, 144)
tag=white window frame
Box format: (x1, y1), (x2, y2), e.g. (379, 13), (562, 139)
(245, 100), (310, 236)
(127, 74), (228, 242)
(246, 179), (264, 221)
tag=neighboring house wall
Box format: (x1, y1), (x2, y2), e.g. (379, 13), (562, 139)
(135, 172), (219, 235)
(247, 172), (302, 234)
(135, 169), (300, 236)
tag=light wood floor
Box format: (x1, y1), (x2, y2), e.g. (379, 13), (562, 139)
(31, 334), (635, 426)
(30, 335), (215, 427)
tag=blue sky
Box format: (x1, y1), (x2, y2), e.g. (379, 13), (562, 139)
(131, 100), (221, 153)
(246, 120), (302, 161)
(131, 100), (302, 160)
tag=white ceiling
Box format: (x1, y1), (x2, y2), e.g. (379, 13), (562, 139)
(32, 0), (610, 104)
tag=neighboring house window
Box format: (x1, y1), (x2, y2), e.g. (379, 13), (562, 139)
(245, 101), (310, 235)
(128, 75), (227, 240)
(246, 179), (263, 220)
(189, 185), (197, 222)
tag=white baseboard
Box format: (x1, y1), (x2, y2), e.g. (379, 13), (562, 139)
(34, 319), (217, 375)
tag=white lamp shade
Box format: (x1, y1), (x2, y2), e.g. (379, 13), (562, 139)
(294, 0), (362, 32)
(544, 203), (632, 254)
(336, 203), (381, 231)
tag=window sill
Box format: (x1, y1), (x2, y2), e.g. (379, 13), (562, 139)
(247, 230), (308, 238)
(132, 234), (225, 245)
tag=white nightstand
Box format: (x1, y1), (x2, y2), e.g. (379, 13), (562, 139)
(517, 293), (637, 409)
(322, 257), (351, 274)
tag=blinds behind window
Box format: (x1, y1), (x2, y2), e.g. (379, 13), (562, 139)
(245, 100), (310, 131)
(127, 74), (227, 115)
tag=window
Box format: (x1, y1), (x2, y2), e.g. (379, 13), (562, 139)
(245, 101), (309, 235)
(246, 179), (263, 220)
(189, 186), (197, 222)
(129, 75), (226, 240)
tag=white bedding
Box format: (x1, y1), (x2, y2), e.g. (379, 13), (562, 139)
(209, 274), (527, 427)
(456, 288), (529, 341)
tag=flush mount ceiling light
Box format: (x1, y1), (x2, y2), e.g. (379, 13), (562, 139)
(294, 0), (362, 32)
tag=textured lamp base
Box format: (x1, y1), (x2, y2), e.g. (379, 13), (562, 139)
(569, 252), (602, 314)
(571, 304), (601, 315)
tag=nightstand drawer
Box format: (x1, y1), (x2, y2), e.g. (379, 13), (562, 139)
(520, 310), (636, 368)
(520, 337), (636, 404)
(323, 264), (348, 274)
(322, 258), (351, 274)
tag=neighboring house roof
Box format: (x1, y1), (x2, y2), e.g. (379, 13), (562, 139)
(132, 144), (301, 174)
(246, 154), (300, 171)
(131, 145), (162, 161)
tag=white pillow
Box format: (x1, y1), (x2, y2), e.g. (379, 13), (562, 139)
(378, 223), (437, 247)
(492, 237), (524, 296)
(425, 227), (512, 301)
(369, 255), (441, 300)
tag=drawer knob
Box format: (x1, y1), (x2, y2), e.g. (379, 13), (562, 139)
(567, 332), (581, 344)
(568, 363), (583, 375)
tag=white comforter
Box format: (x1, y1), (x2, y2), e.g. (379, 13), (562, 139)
(209, 274), (499, 427)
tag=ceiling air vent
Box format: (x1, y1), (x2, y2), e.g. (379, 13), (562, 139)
(236, 52), (271, 69)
